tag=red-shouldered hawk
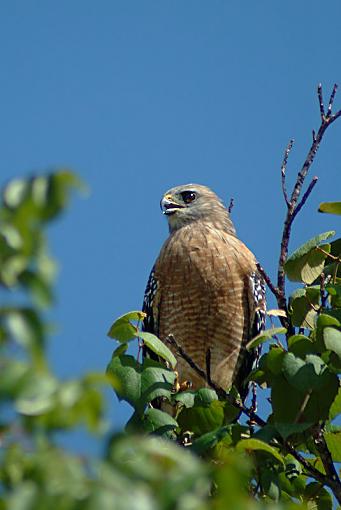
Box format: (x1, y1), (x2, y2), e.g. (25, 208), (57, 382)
(143, 184), (266, 400)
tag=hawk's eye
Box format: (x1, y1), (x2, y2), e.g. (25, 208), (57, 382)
(181, 191), (197, 204)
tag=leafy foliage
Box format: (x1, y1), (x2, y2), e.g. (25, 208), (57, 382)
(1, 167), (341, 509)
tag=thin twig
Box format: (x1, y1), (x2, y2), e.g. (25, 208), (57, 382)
(318, 83), (325, 120)
(327, 84), (338, 117)
(281, 140), (294, 207)
(291, 176), (318, 221)
(228, 197), (234, 214)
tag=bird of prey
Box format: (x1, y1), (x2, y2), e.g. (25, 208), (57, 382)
(142, 184), (266, 400)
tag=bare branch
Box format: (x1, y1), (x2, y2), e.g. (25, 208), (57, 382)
(281, 140), (294, 207)
(276, 84), (341, 324)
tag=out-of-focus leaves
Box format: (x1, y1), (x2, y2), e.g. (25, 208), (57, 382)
(139, 331), (177, 368)
(318, 202), (341, 215)
(284, 231), (335, 284)
(246, 327), (287, 350)
(15, 373), (58, 415)
(5, 308), (45, 351)
(107, 310), (145, 342)
(3, 179), (29, 208)
(107, 435), (210, 509)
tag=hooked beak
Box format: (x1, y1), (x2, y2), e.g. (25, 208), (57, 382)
(160, 195), (184, 215)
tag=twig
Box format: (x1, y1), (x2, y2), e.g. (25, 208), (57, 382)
(291, 176), (318, 221)
(318, 83), (325, 120)
(277, 84), (341, 329)
(228, 197), (234, 214)
(281, 140), (294, 207)
(327, 84), (338, 117)
(256, 262), (281, 302)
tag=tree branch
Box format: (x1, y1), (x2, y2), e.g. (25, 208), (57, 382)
(276, 84), (341, 329)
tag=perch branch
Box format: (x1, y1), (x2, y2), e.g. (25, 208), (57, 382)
(166, 334), (335, 493)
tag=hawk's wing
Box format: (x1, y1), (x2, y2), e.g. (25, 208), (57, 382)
(142, 265), (159, 335)
(233, 270), (266, 401)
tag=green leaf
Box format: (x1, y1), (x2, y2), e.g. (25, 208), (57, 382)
(275, 422), (314, 440)
(192, 426), (232, 454)
(142, 408), (178, 437)
(194, 388), (218, 405)
(284, 231), (335, 284)
(273, 354), (339, 423)
(318, 201), (341, 215)
(330, 387), (341, 421)
(139, 331), (176, 368)
(246, 327), (286, 350)
(106, 355), (142, 410)
(324, 327), (341, 359)
(107, 310), (145, 343)
(289, 287), (319, 329)
(288, 334), (317, 358)
(177, 399), (225, 436)
(236, 438), (284, 465)
(324, 429), (341, 462)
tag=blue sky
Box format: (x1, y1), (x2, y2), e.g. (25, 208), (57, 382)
(1, 1), (341, 453)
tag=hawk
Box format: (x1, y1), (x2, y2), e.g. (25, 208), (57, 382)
(142, 184), (266, 400)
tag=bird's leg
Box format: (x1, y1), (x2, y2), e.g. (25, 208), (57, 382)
(205, 348), (212, 386)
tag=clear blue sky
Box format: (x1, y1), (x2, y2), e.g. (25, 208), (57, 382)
(1, 1), (341, 453)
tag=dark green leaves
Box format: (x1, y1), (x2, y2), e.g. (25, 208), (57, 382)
(106, 354), (175, 414)
(284, 231), (335, 284)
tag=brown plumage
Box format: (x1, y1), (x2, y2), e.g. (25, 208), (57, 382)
(143, 184), (265, 399)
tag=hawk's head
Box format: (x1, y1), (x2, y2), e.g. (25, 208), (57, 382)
(160, 184), (236, 235)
